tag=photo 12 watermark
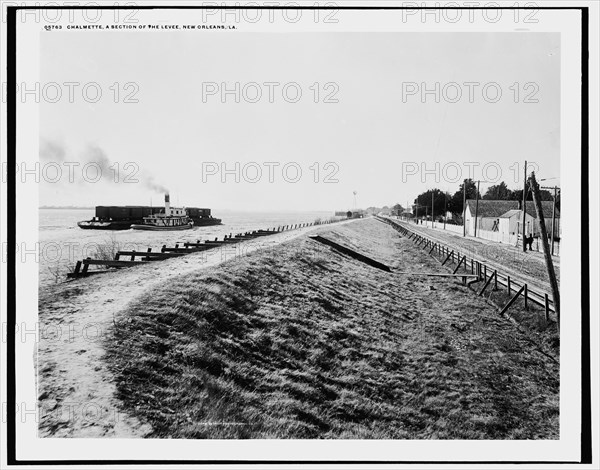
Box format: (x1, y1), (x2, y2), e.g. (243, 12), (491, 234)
(401, 81), (539, 104)
(3, 81), (140, 104)
(201, 161), (340, 183)
(401, 161), (540, 184)
(201, 81), (340, 104)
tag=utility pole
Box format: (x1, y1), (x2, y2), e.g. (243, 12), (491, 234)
(431, 192), (435, 229)
(462, 181), (466, 237)
(444, 193), (447, 230)
(529, 172), (560, 331)
(541, 185), (560, 256)
(522, 160), (527, 252)
(415, 202), (418, 224)
(550, 186), (558, 256)
(473, 180), (480, 238)
(551, 187), (557, 255)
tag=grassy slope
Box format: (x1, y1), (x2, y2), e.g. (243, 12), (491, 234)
(106, 219), (559, 439)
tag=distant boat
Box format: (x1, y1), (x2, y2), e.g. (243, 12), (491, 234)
(131, 194), (194, 231)
(77, 196), (221, 230)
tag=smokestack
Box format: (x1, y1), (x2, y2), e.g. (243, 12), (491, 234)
(165, 193), (171, 217)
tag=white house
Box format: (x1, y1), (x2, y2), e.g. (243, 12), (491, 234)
(464, 200), (517, 237)
(497, 209), (535, 237)
(464, 200), (560, 239)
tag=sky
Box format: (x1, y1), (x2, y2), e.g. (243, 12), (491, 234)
(39, 31), (560, 211)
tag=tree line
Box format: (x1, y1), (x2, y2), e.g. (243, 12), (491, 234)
(410, 179), (559, 220)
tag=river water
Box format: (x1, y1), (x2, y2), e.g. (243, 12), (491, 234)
(39, 208), (338, 287)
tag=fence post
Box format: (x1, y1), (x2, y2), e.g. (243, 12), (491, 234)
(82, 258), (91, 274)
(500, 285), (526, 316)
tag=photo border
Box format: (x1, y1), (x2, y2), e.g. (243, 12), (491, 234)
(4, 4), (591, 466)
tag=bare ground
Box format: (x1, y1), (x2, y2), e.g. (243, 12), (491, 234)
(102, 218), (559, 439)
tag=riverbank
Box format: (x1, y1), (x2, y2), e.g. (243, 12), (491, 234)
(39, 208), (338, 286)
(81, 218), (560, 439)
(37, 221), (350, 437)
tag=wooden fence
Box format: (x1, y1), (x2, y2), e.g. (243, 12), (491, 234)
(378, 216), (556, 320)
(68, 218), (344, 279)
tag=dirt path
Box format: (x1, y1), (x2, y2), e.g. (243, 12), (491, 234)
(37, 221), (356, 437)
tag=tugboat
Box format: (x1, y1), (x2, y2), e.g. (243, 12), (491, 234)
(131, 194), (194, 231)
(78, 197), (221, 230)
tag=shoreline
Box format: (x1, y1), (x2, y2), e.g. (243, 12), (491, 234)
(38, 217), (558, 439)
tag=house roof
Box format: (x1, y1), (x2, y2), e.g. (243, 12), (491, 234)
(466, 200), (518, 218)
(524, 201), (560, 219)
(467, 199), (560, 219)
(498, 209), (523, 219)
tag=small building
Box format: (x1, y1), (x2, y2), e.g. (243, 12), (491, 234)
(465, 199), (560, 238)
(464, 200), (517, 236)
(523, 203), (561, 238)
(497, 209), (535, 236)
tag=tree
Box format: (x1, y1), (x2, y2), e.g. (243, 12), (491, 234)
(509, 188), (554, 202)
(413, 189), (446, 218)
(391, 203), (404, 216)
(483, 181), (513, 200)
(448, 179), (480, 216)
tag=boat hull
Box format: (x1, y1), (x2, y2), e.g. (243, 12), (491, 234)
(130, 223), (194, 231)
(78, 210), (222, 231)
(191, 218), (222, 226)
(77, 220), (134, 230)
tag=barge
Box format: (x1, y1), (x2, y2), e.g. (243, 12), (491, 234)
(77, 196), (222, 230)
